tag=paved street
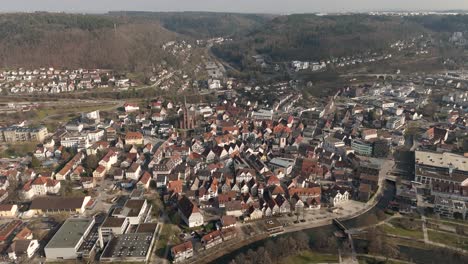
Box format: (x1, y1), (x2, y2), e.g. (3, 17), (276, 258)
(84, 179), (117, 217)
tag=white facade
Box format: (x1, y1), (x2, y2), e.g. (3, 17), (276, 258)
(8, 240), (40, 260)
(333, 191), (349, 206)
(87, 130), (105, 143)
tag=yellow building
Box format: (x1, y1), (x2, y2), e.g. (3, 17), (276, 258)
(125, 131), (144, 145)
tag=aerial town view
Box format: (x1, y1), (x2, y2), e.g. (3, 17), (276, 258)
(1, 1), (468, 264)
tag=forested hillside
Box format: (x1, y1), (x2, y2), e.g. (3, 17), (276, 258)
(212, 14), (468, 68)
(110, 11), (274, 38)
(1, 12), (468, 71)
(0, 12), (271, 70)
(212, 14), (429, 65)
(0, 13), (176, 70)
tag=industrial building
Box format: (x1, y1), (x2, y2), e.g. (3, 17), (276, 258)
(44, 218), (95, 260)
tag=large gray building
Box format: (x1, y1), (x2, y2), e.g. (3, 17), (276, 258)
(415, 151), (468, 219)
(44, 218), (95, 260)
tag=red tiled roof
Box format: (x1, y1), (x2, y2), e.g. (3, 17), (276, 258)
(31, 176), (58, 187)
(0, 204), (14, 211)
(14, 227), (32, 240)
(267, 175), (280, 186)
(171, 241), (193, 255)
(168, 180), (183, 194)
(201, 230), (222, 243)
(125, 131), (143, 140)
(289, 187), (321, 197)
(95, 165), (106, 173)
(139, 172), (151, 184)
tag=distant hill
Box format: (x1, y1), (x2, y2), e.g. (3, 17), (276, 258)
(1, 12), (468, 71)
(212, 14), (431, 66)
(109, 11), (274, 38)
(212, 14), (468, 68)
(406, 15), (468, 32)
(0, 12), (273, 70)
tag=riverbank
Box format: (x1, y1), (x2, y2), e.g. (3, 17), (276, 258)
(208, 181), (397, 264)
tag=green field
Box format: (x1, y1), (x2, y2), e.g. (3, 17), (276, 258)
(380, 224), (424, 239)
(282, 251), (339, 264)
(358, 256), (409, 264)
(428, 230), (468, 250)
(154, 223), (182, 258)
(0, 142), (37, 158)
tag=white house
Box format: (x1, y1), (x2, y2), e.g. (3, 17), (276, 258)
(332, 190), (349, 206)
(98, 151), (118, 170)
(21, 177), (61, 199)
(171, 241), (193, 263)
(178, 197), (204, 227)
(8, 240), (40, 260)
(124, 103), (139, 113)
(126, 163), (142, 180)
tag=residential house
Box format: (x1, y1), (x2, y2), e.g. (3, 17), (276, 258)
(225, 200), (243, 217)
(7, 240), (40, 260)
(126, 163), (142, 181)
(137, 172), (152, 189)
(125, 132), (144, 145)
(201, 230), (222, 249)
(99, 150), (118, 170)
(171, 241), (193, 263)
(323, 186), (350, 207)
(124, 103), (139, 113)
(21, 177), (60, 199)
(0, 204), (18, 217)
(178, 196), (204, 227)
(93, 165), (107, 179)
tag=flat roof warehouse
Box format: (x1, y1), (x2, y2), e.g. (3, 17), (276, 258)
(45, 218), (93, 249)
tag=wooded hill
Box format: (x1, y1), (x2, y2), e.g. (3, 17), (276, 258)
(212, 14), (468, 68)
(0, 12), (273, 70)
(109, 11), (274, 38)
(0, 13), (176, 71)
(1, 12), (468, 71)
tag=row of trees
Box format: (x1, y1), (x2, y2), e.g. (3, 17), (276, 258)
(229, 232), (311, 264)
(366, 228), (400, 260)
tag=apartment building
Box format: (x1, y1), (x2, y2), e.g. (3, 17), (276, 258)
(0, 126), (48, 143)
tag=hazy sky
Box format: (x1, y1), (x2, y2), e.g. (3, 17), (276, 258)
(2, 0), (468, 14)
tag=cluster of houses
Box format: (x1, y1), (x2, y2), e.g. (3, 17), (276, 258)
(288, 52), (393, 72)
(0, 67), (133, 94)
(0, 58), (467, 263)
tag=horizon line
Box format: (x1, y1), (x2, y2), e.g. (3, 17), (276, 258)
(0, 9), (468, 16)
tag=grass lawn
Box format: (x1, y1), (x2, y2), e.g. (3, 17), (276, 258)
(358, 256), (408, 264)
(155, 223), (182, 258)
(0, 142), (37, 157)
(426, 219), (468, 234)
(282, 251), (339, 264)
(428, 230), (468, 250)
(385, 236), (430, 250)
(27, 102), (120, 132)
(380, 223), (424, 239)
(435, 218), (468, 227)
(389, 217), (422, 225)
(34, 103), (116, 121)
